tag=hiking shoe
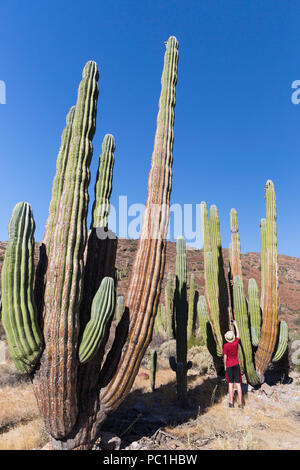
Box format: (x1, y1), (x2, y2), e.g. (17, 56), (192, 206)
(238, 404), (244, 409)
(229, 403), (234, 408)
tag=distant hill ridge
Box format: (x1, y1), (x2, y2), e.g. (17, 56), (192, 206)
(0, 239), (299, 330)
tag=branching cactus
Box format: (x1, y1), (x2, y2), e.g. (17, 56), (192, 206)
(199, 181), (287, 385)
(1, 35), (179, 449)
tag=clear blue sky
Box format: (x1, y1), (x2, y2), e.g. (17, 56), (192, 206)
(0, 0), (299, 257)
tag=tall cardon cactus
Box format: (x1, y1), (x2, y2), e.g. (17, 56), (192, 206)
(1, 36), (179, 449)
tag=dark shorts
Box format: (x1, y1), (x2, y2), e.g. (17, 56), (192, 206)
(225, 364), (241, 383)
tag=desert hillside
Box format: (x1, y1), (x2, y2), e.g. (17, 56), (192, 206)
(0, 239), (299, 330)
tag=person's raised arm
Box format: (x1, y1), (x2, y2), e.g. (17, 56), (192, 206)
(233, 320), (239, 339)
(223, 353), (227, 370)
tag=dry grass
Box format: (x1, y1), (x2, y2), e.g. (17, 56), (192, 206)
(0, 417), (47, 450)
(0, 383), (40, 432)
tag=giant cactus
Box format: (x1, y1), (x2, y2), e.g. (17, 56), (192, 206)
(1, 36), (179, 449)
(200, 181), (287, 386)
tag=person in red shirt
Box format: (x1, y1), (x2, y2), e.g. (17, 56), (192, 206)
(222, 320), (243, 408)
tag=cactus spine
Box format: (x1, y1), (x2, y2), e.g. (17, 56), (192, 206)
(2, 36), (178, 449)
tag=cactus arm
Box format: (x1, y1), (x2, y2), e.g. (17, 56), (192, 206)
(248, 278), (261, 346)
(78, 277), (115, 364)
(90, 134), (115, 229)
(233, 276), (259, 385)
(1, 202), (43, 373)
(272, 320), (288, 362)
(33, 61), (99, 439)
(100, 36), (178, 411)
(229, 208), (243, 279)
(255, 180), (279, 379)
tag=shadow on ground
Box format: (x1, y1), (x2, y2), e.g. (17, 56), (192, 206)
(101, 374), (230, 448)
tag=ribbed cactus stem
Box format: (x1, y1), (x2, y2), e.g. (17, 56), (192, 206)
(78, 278), (115, 364)
(229, 209), (243, 279)
(255, 180), (279, 379)
(248, 278), (261, 347)
(34, 61), (99, 438)
(91, 134), (115, 229)
(210, 204), (229, 336)
(272, 320), (288, 362)
(187, 273), (195, 343)
(150, 349), (157, 392)
(233, 276), (260, 386)
(43, 106), (76, 248)
(1, 202), (43, 373)
(165, 273), (174, 339)
(260, 218), (267, 308)
(200, 202), (222, 356)
(197, 296), (223, 374)
(200, 201), (211, 253)
(204, 252), (223, 356)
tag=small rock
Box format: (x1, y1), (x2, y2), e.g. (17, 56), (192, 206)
(99, 431), (121, 450)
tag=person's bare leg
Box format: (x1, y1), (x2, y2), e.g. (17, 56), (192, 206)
(236, 383), (243, 405)
(228, 383), (234, 404)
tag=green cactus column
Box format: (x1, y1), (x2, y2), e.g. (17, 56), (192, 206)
(232, 276), (259, 385)
(165, 273), (174, 339)
(187, 273), (195, 344)
(116, 295), (124, 324)
(200, 202), (223, 356)
(210, 204), (229, 336)
(1, 202), (43, 373)
(272, 320), (288, 362)
(229, 208), (243, 279)
(255, 180), (279, 380)
(259, 218), (267, 309)
(91, 134), (115, 229)
(248, 278), (261, 347)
